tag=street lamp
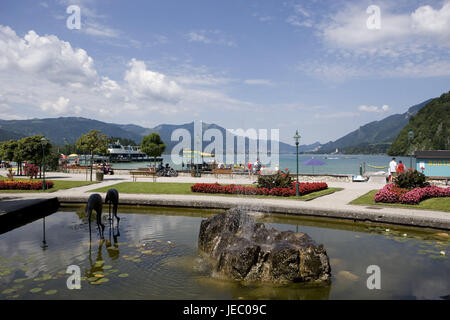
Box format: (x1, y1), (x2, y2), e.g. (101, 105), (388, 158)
(408, 130), (414, 169)
(41, 137), (48, 191)
(293, 130), (301, 197)
(195, 134), (200, 177)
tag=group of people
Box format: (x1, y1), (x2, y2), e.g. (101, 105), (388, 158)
(388, 157), (406, 182)
(100, 162), (114, 175)
(246, 159), (280, 176)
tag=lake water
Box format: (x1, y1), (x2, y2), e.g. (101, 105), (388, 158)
(0, 207), (448, 300)
(111, 154), (415, 175)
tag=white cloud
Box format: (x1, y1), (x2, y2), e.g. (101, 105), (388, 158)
(296, 2), (450, 81)
(358, 104), (390, 113)
(124, 59), (183, 103)
(314, 112), (359, 119)
(244, 79), (274, 86)
(83, 21), (121, 38)
(41, 96), (70, 114)
(321, 2), (450, 54)
(0, 25), (255, 124)
(186, 30), (235, 47)
(286, 3), (314, 27)
(0, 25), (98, 86)
(252, 12), (274, 23)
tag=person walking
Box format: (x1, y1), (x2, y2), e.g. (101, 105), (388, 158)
(389, 157), (397, 182)
(247, 161), (253, 177)
(396, 160), (405, 174)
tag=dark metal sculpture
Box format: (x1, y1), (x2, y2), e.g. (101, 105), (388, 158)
(85, 193), (105, 237)
(105, 188), (120, 223)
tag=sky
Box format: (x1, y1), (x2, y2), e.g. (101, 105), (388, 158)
(0, 0), (449, 145)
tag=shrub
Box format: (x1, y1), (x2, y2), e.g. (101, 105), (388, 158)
(375, 183), (450, 205)
(24, 163), (39, 179)
(0, 180), (54, 190)
(393, 170), (429, 190)
(256, 170), (293, 189)
(190, 182), (328, 197)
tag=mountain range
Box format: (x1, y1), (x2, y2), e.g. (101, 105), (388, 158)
(0, 94), (444, 155)
(317, 98), (433, 154)
(0, 117), (321, 153)
(388, 91), (449, 155)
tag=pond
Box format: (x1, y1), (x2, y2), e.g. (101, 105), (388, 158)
(0, 206), (448, 300)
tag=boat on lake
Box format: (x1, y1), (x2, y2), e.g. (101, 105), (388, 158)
(107, 142), (162, 163)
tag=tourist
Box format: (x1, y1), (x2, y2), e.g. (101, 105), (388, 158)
(397, 160), (405, 173)
(247, 161), (252, 177)
(389, 157), (397, 182)
(253, 158), (261, 175)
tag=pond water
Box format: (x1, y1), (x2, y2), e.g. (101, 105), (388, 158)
(0, 207), (448, 300)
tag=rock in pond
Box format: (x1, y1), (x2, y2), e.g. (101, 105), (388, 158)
(198, 208), (331, 284)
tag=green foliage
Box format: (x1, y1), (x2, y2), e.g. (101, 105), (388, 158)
(0, 139), (18, 161)
(108, 136), (137, 146)
(256, 170), (293, 189)
(320, 99), (431, 154)
(16, 135), (52, 165)
(75, 130), (108, 155)
(46, 150), (61, 171)
(393, 170), (429, 190)
(388, 92), (450, 155)
(75, 130), (108, 181)
(140, 133), (166, 167)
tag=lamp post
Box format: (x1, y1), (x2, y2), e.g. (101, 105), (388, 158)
(41, 137), (48, 191)
(195, 134), (200, 177)
(293, 130), (301, 197)
(408, 130), (414, 169)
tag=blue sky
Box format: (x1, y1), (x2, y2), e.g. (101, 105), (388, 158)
(0, 0), (449, 144)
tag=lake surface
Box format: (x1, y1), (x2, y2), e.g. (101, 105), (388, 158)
(111, 154), (415, 175)
(0, 207), (448, 300)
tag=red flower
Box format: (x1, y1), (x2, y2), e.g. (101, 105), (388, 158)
(190, 182), (328, 197)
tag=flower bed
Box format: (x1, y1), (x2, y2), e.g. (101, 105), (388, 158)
(374, 184), (450, 205)
(0, 180), (54, 190)
(190, 182), (328, 197)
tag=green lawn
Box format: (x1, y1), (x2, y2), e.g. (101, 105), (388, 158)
(92, 182), (342, 201)
(0, 179), (98, 193)
(350, 190), (450, 212)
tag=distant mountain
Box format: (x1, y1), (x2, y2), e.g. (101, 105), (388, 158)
(388, 92), (450, 155)
(0, 117), (140, 145)
(318, 98), (433, 154)
(0, 128), (24, 142)
(0, 117), (319, 154)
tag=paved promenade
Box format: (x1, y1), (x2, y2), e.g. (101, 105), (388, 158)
(0, 170), (449, 230)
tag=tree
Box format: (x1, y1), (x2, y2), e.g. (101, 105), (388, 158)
(0, 139), (18, 175)
(16, 135), (52, 178)
(0, 139), (18, 163)
(46, 149), (62, 171)
(75, 130), (108, 181)
(140, 133), (166, 170)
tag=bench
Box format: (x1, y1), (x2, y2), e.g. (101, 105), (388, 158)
(212, 168), (233, 179)
(130, 170), (157, 182)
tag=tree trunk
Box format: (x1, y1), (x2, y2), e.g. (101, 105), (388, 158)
(90, 151), (93, 181)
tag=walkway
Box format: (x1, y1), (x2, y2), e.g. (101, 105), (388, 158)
(0, 170), (449, 230)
